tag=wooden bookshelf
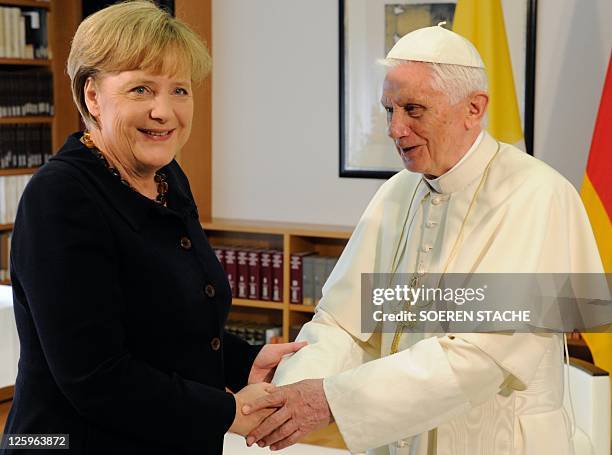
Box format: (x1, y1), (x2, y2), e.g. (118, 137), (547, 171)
(0, 58), (51, 66)
(0, 116), (53, 124)
(0, 167), (39, 176)
(0, 0), (81, 230)
(0, 224), (14, 231)
(0, 0), (51, 9)
(203, 218), (353, 343)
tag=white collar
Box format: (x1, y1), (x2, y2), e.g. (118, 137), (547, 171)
(424, 130), (485, 194)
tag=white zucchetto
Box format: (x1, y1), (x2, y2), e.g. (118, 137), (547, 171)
(386, 25), (485, 68)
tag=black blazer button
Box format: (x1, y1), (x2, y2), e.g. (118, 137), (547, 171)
(180, 236), (192, 250)
(211, 337), (221, 351)
(204, 284), (215, 298)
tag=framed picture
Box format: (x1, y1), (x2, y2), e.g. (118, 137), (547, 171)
(339, 0), (538, 179)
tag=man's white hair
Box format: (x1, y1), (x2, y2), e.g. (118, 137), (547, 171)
(381, 58), (488, 105)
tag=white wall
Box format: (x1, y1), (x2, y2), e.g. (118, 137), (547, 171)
(212, 0), (382, 226)
(534, 0), (611, 187)
(212, 0), (611, 226)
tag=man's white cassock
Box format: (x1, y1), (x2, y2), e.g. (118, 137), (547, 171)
(272, 132), (604, 455)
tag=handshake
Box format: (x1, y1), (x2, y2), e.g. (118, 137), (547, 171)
(229, 343), (334, 451)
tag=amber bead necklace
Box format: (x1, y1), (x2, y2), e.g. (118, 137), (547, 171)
(80, 131), (168, 207)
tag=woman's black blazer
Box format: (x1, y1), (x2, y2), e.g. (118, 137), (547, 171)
(2, 133), (260, 454)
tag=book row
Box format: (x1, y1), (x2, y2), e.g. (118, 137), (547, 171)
(212, 246), (341, 305)
(0, 70), (53, 117)
(0, 123), (52, 169)
(225, 321), (283, 345)
(0, 231), (10, 281)
(0, 6), (50, 60)
(213, 246), (284, 301)
(291, 253), (339, 306)
(0, 175), (31, 224)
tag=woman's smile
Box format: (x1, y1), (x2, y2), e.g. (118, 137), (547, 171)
(137, 128), (176, 141)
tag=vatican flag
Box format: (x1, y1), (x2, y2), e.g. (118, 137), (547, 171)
(453, 0), (524, 146)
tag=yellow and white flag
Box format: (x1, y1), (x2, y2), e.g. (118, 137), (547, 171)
(453, 0), (524, 146)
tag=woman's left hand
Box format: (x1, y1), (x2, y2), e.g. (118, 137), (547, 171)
(248, 341), (308, 384)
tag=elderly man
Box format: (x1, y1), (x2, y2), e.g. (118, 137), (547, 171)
(244, 26), (604, 454)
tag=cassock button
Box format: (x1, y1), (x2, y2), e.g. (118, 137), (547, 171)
(180, 236), (192, 250)
(210, 337), (221, 351)
(205, 284), (216, 298)
(431, 196), (441, 205)
(422, 245), (432, 253)
(426, 221), (437, 228)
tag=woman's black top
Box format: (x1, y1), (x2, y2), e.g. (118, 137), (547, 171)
(2, 132), (260, 454)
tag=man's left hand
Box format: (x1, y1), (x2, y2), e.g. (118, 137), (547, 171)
(243, 379), (333, 451)
(248, 341), (308, 384)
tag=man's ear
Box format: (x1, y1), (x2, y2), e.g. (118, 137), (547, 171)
(465, 92), (488, 129)
(83, 77), (101, 119)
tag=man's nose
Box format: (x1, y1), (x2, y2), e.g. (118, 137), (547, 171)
(388, 110), (411, 140)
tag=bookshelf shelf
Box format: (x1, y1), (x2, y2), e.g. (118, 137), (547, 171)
(0, 0), (51, 9)
(0, 116), (53, 124)
(0, 224), (14, 231)
(289, 304), (316, 313)
(0, 167), (39, 176)
(203, 218), (352, 238)
(0, 58), (51, 66)
(0, 279), (10, 285)
(232, 299), (284, 311)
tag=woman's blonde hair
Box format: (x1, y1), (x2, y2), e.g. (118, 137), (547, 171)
(67, 0), (211, 128)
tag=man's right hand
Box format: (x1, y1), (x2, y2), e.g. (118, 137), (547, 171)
(229, 383), (276, 436)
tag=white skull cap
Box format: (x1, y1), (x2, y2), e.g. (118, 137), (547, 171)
(386, 24), (485, 68)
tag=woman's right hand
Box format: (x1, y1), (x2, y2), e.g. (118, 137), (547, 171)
(229, 383), (276, 436)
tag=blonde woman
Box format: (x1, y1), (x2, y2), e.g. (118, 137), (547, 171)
(2, 3), (304, 454)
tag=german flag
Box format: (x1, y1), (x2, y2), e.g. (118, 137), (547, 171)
(581, 52), (611, 382)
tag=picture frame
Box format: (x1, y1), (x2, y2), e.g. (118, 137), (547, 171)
(339, 0), (538, 179)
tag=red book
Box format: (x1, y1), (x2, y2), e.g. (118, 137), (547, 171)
(224, 248), (237, 297)
(247, 250), (261, 300)
(260, 251), (273, 301)
(236, 249), (249, 299)
(290, 252), (314, 304)
(271, 250), (283, 302)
